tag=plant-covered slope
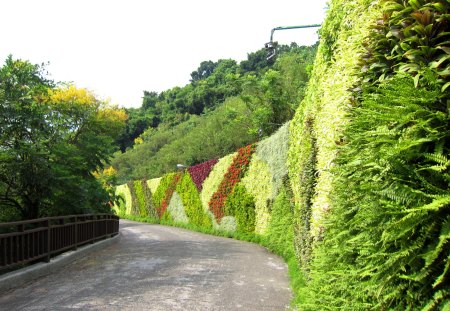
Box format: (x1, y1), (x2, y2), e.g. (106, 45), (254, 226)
(279, 0), (450, 308)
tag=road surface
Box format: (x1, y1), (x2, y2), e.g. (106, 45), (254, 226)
(0, 220), (292, 310)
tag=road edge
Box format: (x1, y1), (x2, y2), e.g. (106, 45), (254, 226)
(0, 233), (120, 293)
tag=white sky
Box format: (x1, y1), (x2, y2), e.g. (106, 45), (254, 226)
(1, 0), (328, 108)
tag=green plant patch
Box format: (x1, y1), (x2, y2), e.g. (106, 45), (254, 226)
(241, 156), (273, 234)
(127, 180), (140, 216)
(224, 183), (256, 233)
(167, 191), (189, 224)
(114, 184), (132, 215)
(288, 0), (381, 253)
(147, 177), (161, 194)
(255, 122), (290, 197)
(176, 173), (212, 228)
(151, 172), (182, 218)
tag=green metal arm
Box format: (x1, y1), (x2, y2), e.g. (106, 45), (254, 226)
(265, 24), (321, 60)
(269, 24), (322, 42)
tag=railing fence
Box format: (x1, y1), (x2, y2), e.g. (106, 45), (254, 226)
(0, 214), (119, 272)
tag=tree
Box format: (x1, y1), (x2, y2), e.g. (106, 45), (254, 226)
(190, 60), (217, 82)
(46, 86), (127, 215)
(0, 56), (55, 219)
(0, 57), (127, 220)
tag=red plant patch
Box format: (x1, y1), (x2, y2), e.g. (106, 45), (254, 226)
(208, 144), (255, 222)
(157, 172), (182, 218)
(188, 159), (218, 192)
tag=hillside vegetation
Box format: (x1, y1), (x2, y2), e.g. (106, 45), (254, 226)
(115, 0), (449, 309)
(112, 44), (317, 183)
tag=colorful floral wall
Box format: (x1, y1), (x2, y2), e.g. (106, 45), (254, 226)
(113, 122), (290, 236)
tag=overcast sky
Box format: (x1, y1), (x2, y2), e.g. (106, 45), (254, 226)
(1, 0), (328, 108)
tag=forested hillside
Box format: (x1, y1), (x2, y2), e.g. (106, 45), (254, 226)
(112, 44), (317, 183)
(115, 0), (449, 309)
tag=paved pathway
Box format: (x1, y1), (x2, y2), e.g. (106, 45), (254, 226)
(0, 220), (292, 310)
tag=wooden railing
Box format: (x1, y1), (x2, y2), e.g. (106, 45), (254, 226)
(0, 214), (119, 272)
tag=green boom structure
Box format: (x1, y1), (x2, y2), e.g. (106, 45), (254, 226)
(265, 24), (321, 59)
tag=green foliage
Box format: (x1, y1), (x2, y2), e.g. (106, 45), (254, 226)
(0, 57), (126, 220)
(293, 116), (317, 271)
(288, 0), (380, 255)
(133, 180), (145, 216)
(363, 0), (450, 91)
(112, 97), (257, 183)
(224, 183), (256, 233)
(146, 177), (161, 194)
(152, 173), (176, 211)
(241, 156), (273, 234)
(307, 74), (450, 309)
(127, 181), (139, 216)
(176, 173), (212, 228)
(132, 179), (155, 218)
(265, 181), (295, 266)
(240, 49), (314, 137)
(255, 122), (290, 197)
(114, 184), (132, 215)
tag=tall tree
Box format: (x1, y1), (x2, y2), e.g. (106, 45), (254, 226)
(0, 57), (127, 220)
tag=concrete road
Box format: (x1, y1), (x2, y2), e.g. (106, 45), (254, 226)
(0, 220), (292, 310)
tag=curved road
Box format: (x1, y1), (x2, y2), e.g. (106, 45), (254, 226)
(0, 220), (292, 310)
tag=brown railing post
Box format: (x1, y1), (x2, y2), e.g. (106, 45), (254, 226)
(18, 224), (24, 263)
(45, 219), (51, 263)
(91, 215), (95, 244)
(74, 216), (78, 250)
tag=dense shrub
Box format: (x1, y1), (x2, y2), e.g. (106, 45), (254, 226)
(265, 181), (295, 262)
(301, 0), (450, 308)
(224, 183), (256, 233)
(288, 0), (380, 269)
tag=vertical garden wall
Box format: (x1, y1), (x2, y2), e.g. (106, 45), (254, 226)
(288, 0), (449, 309)
(114, 0), (449, 308)
(114, 123), (291, 235)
